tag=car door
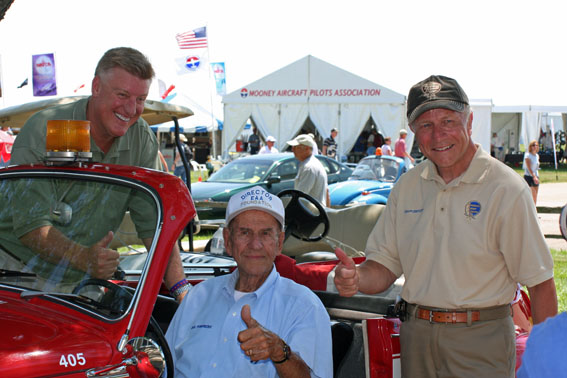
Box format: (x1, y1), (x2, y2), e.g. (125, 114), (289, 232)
(267, 158), (298, 195)
(316, 156), (340, 184)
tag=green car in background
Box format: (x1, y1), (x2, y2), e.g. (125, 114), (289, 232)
(191, 152), (352, 222)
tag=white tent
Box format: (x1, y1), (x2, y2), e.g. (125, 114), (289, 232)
(222, 55), (408, 158)
(492, 105), (567, 153)
(470, 99), (493, 152)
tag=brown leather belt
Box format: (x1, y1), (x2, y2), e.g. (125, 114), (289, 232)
(407, 303), (511, 324)
(417, 308), (480, 323)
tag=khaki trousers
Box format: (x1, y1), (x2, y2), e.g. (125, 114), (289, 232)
(400, 309), (515, 378)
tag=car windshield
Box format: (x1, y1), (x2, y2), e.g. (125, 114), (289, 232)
(0, 174), (159, 319)
(350, 158), (400, 183)
(208, 159), (273, 183)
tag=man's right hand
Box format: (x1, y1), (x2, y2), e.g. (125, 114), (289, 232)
(86, 231), (119, 279)
(334, 247), (359, 297)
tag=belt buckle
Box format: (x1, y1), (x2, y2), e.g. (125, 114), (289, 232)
(429, 310), (435, 324)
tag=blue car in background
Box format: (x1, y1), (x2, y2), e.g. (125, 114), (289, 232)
(191, 153), (353, 220)
(329, 155), (407, 206)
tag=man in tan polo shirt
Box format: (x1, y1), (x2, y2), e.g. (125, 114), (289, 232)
(333, 75), (557, 377)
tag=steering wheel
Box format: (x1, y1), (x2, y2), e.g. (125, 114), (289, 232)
(277, 189), (330, 242)
(72, 278), (132, 315)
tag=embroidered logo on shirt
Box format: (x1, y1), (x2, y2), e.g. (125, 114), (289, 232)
(191, 324), (212, 329)
(464, 201), (481, 219)
(404, 208), (424, 214)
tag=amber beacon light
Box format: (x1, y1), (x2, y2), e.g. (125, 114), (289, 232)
(45, 120), (92, 162)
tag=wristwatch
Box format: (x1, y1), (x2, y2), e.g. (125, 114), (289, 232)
(272, 341), (290, 364)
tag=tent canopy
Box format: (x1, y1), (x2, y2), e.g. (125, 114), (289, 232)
(0, 96), (194, 128)
(222, 55), (408, 158)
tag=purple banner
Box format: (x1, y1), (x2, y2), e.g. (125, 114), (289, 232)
(32, 53), (57, 96)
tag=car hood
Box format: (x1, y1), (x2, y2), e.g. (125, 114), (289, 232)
(329, 180), (393, 205)
(190, 181), (262, 202)
(0, 290), (115, 377)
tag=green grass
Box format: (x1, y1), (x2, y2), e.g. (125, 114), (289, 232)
(552, 249), (567, 313)
(510, 164), (567, 183)
(190, 170), (210, 183)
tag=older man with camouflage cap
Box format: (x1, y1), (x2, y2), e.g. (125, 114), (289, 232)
(333, 75), (557, 377)
(166, 186), (332, 378)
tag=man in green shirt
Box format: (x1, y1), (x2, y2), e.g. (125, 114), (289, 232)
(7, 47), (190, 301)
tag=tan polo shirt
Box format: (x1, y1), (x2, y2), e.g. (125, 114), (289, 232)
(366, 145), (553, 309)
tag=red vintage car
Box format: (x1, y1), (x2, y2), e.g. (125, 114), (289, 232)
(0, 162), (196, 377)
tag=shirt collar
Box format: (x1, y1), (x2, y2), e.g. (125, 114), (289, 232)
(222, 264), (279, 298)
(299, 154), (314, 167)
(420, 144), (491, 186)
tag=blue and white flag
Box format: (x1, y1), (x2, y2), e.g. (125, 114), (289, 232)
(175, 54), (208, 75)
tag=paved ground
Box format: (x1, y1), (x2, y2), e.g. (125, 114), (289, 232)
(537, 182), (567, 251)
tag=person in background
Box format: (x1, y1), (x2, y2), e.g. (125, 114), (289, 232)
(322, 128), (338, 159)
(166, 186), (332, 378)
(308, 133), (320, 154)
(9, 47), (190, 302)
(491, 132), (505, 161)
(334, 75), (556, 377)
(381, 137), (392, 156)
(394, 129), (415, 168)
(171, 134), (193, 183)
(248, 126), (261, 155)
(287, 134), (328, 206)
(205, 155), (215, 177)
(365, 140), (376, 156)
(1, 125), (14, 135)
(158, 150), (169, 173)
(523, 140), (540, 205)
(259, 136), (279, 154)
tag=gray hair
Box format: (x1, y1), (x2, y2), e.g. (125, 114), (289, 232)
(94, 47), (155, 80)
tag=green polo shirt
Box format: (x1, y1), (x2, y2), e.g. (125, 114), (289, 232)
(0, 97), (160, 283)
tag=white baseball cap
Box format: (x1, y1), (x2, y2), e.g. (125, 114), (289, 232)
(286, 134), (315, 148)
(225, 186), (285, 228)
(266, 135), (276, 142)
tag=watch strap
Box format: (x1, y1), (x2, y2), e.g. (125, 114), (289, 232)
(272, 342), (290, 364)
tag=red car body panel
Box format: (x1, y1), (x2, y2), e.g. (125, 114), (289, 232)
(0, 163), (195, 377)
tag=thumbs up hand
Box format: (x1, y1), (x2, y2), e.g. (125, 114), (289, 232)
(334, 247), (359, 297)
(238, 304), (286, 363)
(86, 231), (119, 279)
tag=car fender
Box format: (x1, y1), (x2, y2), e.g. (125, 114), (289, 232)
(349, 193), (388, 205)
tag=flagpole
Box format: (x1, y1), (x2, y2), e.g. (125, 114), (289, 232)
(204, 25), (217, 159)
(551, 118), (558, 181)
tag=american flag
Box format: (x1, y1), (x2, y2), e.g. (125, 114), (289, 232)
(176, 27), (208, 50)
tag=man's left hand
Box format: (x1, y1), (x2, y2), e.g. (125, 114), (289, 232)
(238, 304), (286, 362)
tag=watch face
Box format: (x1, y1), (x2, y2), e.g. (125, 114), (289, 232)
(273, 342), (290, 364)
(283, 343), (290, 357)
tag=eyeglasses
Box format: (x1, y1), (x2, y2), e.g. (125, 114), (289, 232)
(230, 228), (279, 244)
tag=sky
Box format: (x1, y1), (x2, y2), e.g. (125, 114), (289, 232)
(1, 0), (566, 122)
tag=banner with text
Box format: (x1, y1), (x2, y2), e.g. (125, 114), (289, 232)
(211, 62), (226, 96)
(32, 53), (57, 97)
